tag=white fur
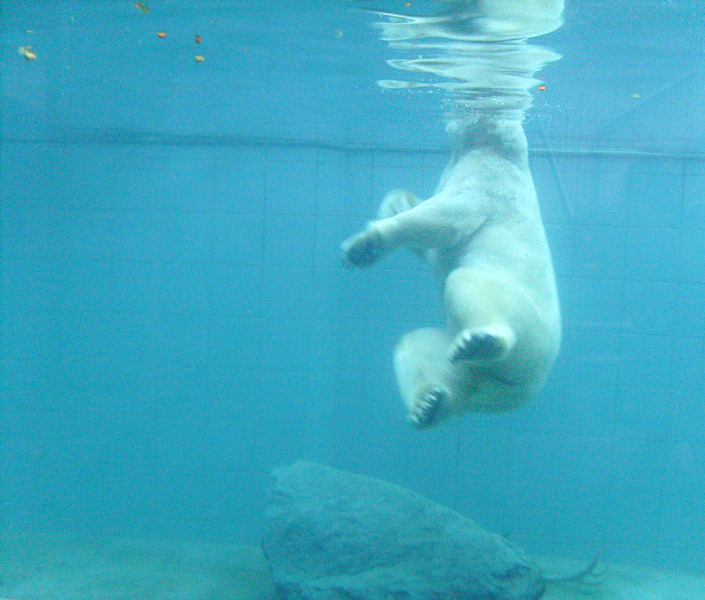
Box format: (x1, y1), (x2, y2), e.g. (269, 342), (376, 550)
(341, 118), (561, 428)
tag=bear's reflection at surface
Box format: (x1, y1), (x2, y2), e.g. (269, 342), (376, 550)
(341, 1), (563, 428)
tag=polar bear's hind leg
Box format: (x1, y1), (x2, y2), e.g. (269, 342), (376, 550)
(409, 388), (448, 429)
(444, 267), (521, 363)
(394, 327), (455, 428)
(448, 323), (516, 363)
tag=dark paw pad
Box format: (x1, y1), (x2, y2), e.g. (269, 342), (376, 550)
(449, 329), (506, 363)
(341, 229), (385, 267)
(409, 388), (446, 429)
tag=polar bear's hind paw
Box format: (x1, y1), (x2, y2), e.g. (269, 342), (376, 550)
(449, 326), (514, 363)
(409, 388), (447, 429)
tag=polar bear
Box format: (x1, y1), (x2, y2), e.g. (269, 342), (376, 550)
(341, 117), (561, 428)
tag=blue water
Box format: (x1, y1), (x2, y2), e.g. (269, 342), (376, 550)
(1, 0), (704, 578)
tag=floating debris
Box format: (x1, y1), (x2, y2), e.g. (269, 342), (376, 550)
(157, 31), (167, 38)
(194, 55), (205, 62)
(195, 34), (202, 43)
(18, 46), (36, 60)
(135, 1), (150, 13)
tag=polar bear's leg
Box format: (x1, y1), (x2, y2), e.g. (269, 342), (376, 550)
(444, 267), (518, 363)
(342, 189), (485, 267)
(341, 189), (424, 266)
(376, 189), (429, 259)
(393, 327), (457, 428)
(448, 323), (517, 363)
(376, 189), (422, 219)
(340, 226), (386, 266)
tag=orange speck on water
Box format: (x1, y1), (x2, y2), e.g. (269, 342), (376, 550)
(538, 84), (547, 91)
(195, 35), (202, 43)
(157, 31), (167, 38)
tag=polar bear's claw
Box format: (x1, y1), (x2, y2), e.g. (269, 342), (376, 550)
(449, 328), (510, 363)
(409, 388), (446, 428)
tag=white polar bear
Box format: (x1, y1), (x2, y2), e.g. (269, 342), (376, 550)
(341, 118), (561, 428)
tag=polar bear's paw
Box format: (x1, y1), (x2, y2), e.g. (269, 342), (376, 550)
(448, 325), (515, 363)
(377, 189), (421, 219)
(341, 227), (386, 267)
(409, 388), (447, 429)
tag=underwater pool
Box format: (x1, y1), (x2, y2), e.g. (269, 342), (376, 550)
(1, 1), (704, 598)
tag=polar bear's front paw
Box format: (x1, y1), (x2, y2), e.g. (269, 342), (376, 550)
(341, 227), (386, 267)
(409, 388), (447, 429)
(449, 325), (515, 363)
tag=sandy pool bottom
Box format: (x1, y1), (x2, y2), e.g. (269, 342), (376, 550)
(0, 532), (702, 600)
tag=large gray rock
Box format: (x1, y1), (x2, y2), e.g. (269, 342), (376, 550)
(262, 460), (544, 600)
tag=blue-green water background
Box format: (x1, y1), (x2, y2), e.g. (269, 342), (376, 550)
(1, 0), (704, 574)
